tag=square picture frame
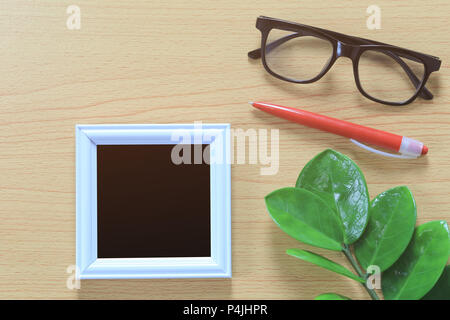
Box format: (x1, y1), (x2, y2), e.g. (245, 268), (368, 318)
(76, 124), (231, 279)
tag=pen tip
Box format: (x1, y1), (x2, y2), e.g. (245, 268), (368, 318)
(248, 101), (254, 106)
(422, 145), (428, 155)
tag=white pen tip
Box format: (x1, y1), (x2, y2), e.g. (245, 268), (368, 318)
(248, 101), (254, 105)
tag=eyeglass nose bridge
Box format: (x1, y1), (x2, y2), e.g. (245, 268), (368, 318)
(336, 41), (358, 60)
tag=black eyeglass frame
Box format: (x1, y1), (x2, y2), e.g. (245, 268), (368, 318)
(248, 16), (441, 106)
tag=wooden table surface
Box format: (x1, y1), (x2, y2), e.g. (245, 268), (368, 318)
(1, 0), (449, 299)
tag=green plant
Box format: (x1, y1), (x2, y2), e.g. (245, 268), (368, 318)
(265, 149), (450, 300)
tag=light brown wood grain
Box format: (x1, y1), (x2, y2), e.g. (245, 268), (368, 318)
(0, 0), (449, 299)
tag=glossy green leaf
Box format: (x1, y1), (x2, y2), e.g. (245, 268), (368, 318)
(354, 186), (417, 272)
(382, 220), (450, 300)
(296, 149), (369, 244)
(315, 293), (351, 300)
(422, 265), (450, 300)
(265, 187), (344, 251)
(287, 249), (365, 283)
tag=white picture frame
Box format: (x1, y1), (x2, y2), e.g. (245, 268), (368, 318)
(76, 124), (231, 279)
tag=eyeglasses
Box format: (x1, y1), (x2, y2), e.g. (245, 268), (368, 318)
(248, 16), (441, 106)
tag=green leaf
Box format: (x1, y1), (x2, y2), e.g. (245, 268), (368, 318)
(315, 293), (351, 300)
(296, 149), (369, 244)
(354, 186), (417, 272)
(422, 265), (450, 300)
(286, 249), (365, 283)
(382, 220), (450, 300)
(265, 187), (344, 251)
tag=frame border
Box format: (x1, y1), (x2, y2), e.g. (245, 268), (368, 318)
(76, 124), (231, 279)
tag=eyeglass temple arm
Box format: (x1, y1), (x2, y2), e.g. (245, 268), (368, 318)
(248, 33), (433, 100)
(248, 33), (300, 59)
(382, 50), (432, 100)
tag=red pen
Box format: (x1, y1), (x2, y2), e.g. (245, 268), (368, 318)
(250, 102), (428, 159)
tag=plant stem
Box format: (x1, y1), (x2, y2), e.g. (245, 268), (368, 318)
(343, 245), (380, 300)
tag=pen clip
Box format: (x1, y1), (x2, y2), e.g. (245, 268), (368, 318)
(349, 139), (419, 159)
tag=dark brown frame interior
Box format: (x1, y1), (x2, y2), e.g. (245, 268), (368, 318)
(96, 144), (211, 259)
(248, 16), (441, 106)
